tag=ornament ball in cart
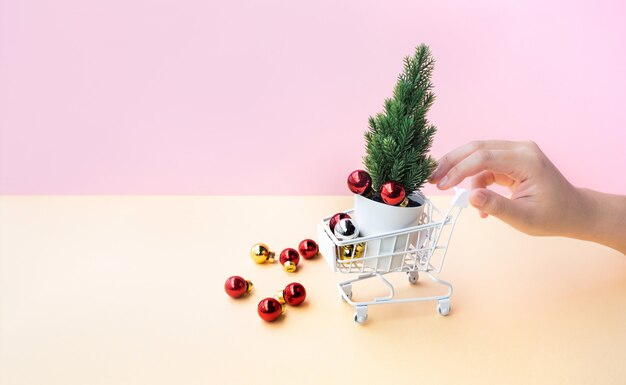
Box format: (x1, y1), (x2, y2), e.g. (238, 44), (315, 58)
(316, 44), (469, 324)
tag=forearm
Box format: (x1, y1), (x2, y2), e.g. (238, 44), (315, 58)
(577, 188), (626, 254)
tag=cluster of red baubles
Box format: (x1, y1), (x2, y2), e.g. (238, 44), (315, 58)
(257, 282), (307, 322)
(250, 239), (319, 273)
(278, 239), (319, 270)
(278, 239), (320, 265)
(225, 277), (307, 322)
(347, 169), (407, 206)
(228, 238), (317, 322)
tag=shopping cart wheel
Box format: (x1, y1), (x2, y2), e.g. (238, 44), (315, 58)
(437, 299), (451, 316)
(407, 271), (419, 284)
(354, 306), (368, 324)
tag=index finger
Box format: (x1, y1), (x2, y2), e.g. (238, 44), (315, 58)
(429, 140), (521, 183)
(436, 149), (524, 189)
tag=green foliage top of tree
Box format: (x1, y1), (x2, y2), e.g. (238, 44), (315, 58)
(363, 44), (437, 193)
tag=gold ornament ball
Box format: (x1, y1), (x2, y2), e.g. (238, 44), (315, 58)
(340, 243), (365, 260)
(340, 245), (352, 260)
(250, 243), (275, 264)
(354, 243), (365, 258)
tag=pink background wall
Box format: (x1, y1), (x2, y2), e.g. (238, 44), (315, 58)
(1, 0), (625, 195)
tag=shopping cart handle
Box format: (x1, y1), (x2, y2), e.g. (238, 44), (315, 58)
(451, 187), (469, 208)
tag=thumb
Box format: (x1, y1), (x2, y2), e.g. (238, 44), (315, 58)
(469, 188), (526, 225)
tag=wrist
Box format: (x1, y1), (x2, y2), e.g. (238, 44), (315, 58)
(576, 188), (601, 238)
(575, 187), (626, 254)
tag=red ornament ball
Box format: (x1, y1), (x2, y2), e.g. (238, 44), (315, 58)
(347, 169), (372, 195)
(224, 276), (248, 298)
(279, 248), (300, 272)
(258, 297), (283, 322)
(329, 213), (351, 233)
(298, 239), (319, 259)
(380, 181), (406, 206)
(284, 282), (307, 306)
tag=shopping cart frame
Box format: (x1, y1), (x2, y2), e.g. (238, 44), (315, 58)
(316, 188), (468, 323)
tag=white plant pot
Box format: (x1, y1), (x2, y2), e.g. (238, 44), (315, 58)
(353, 192), (425, 271)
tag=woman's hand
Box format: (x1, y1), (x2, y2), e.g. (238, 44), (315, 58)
(429, 140), (626, 253)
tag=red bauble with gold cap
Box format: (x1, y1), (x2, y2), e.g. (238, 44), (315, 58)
(284, 282), (307, 306)
(380, 181), (407, 206)
(257, 297), (283, 322)
(279, 248), (300, 273)
(298, 239), (319, 259)
(347, 169), (372, 195)
(224, 276), (253, 298)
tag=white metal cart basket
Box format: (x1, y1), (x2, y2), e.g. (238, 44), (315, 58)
(316, 188), (468, 324)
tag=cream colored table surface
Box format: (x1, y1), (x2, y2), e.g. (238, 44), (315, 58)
(1, 196), (625, 385)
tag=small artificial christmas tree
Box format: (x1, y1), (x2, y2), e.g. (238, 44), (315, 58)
(363, 44), (438, 200)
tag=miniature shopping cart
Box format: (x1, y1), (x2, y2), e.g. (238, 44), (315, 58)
(316, 188), (468, 324)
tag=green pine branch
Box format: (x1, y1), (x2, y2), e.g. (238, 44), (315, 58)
(363, 44), (438, 193)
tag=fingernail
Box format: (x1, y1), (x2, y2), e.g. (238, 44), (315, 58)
(437, 176), (448, 189)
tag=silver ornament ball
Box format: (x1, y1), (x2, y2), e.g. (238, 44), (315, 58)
(334, 218), (359, 240)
